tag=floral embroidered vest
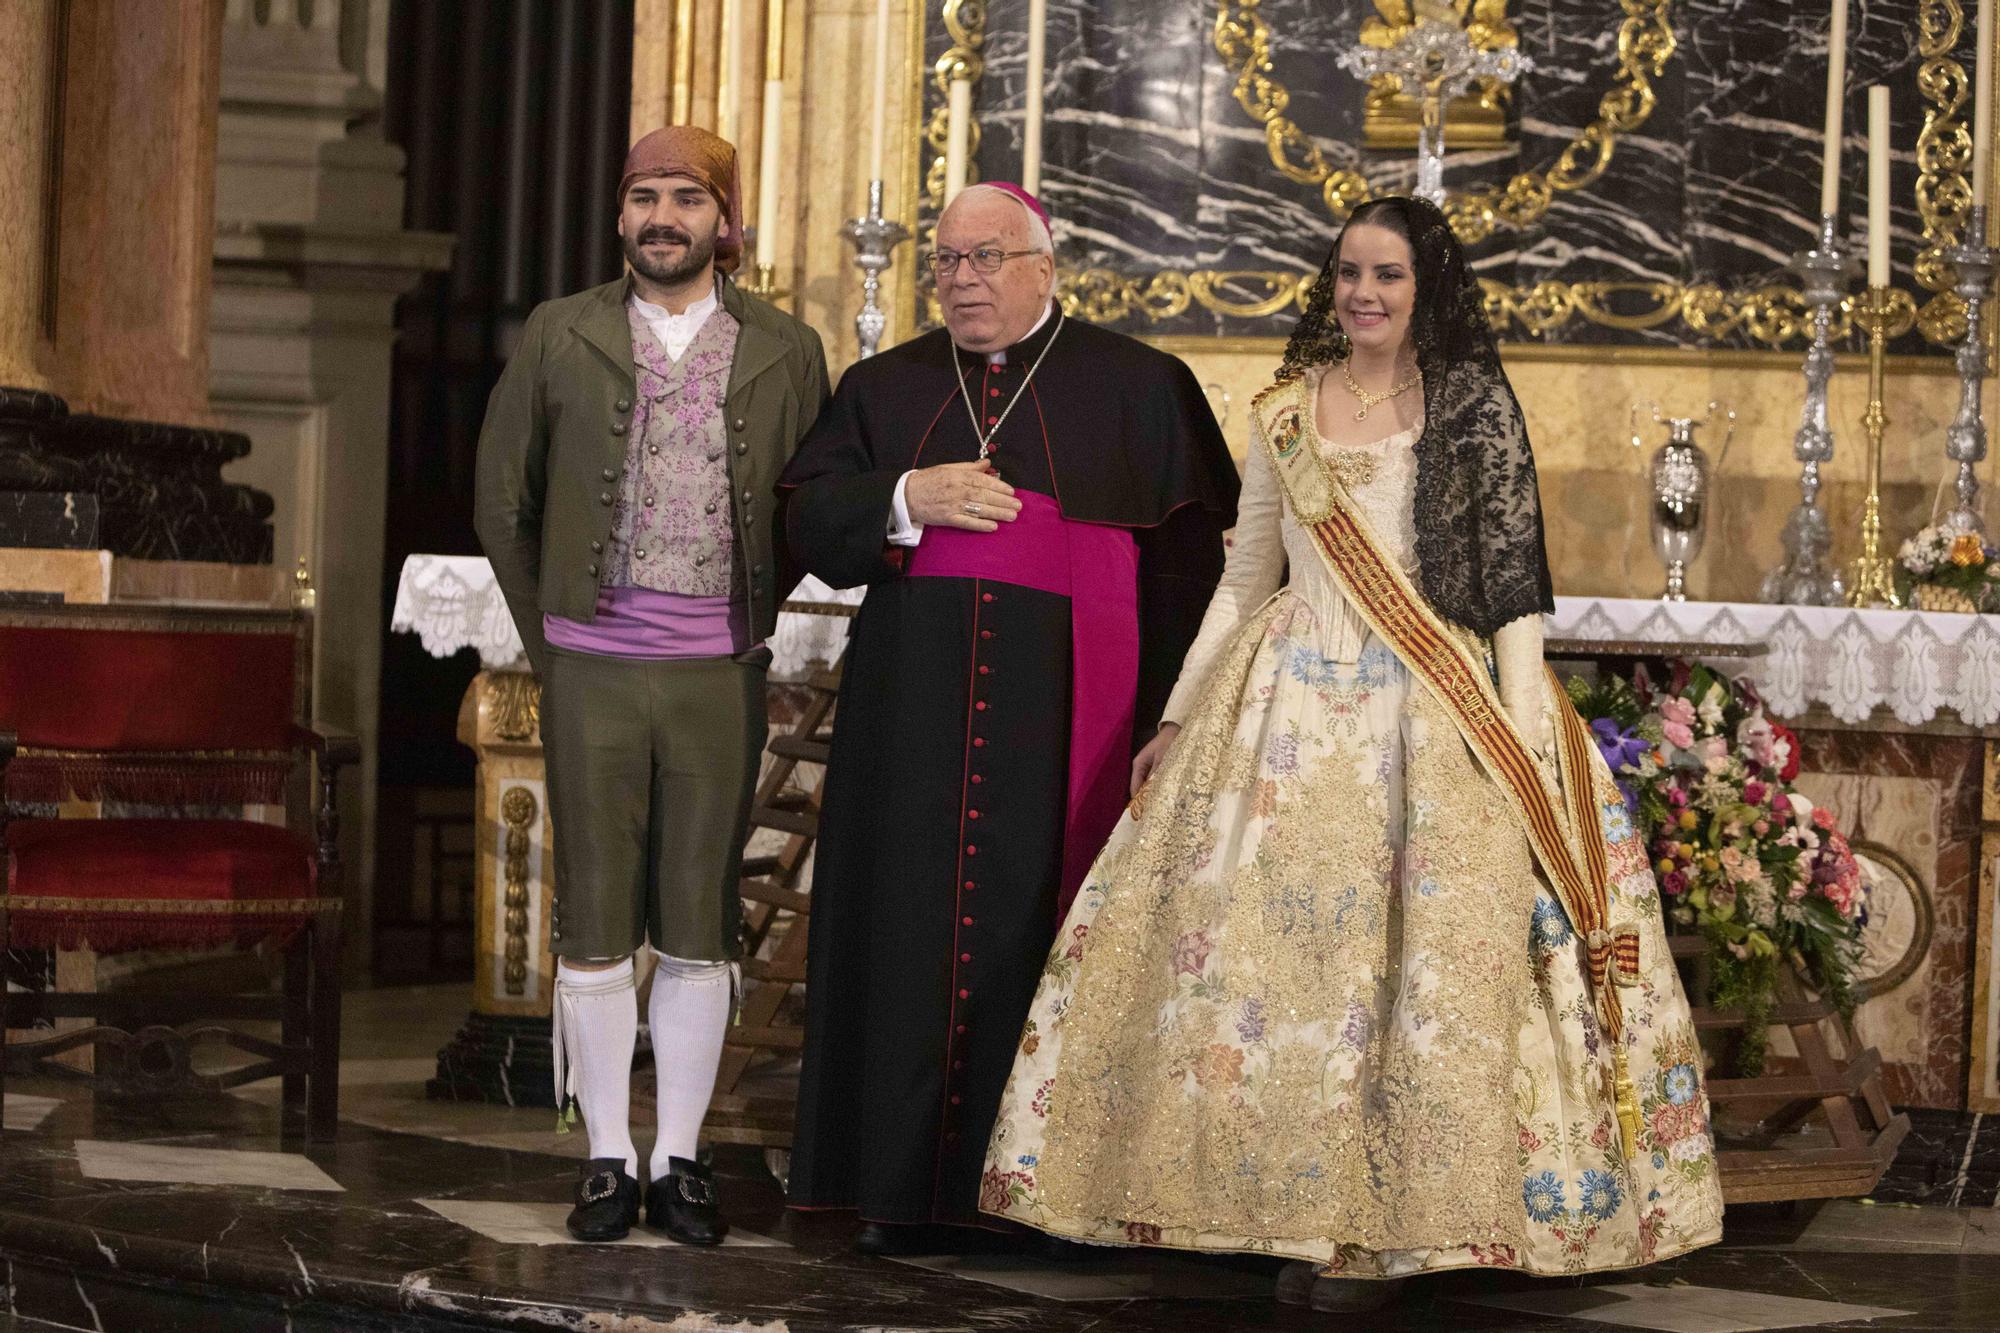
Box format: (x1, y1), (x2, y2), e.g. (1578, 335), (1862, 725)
(604, 303), (742, 595)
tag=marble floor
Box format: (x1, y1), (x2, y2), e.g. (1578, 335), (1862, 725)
(1, 984), (1997, 1331)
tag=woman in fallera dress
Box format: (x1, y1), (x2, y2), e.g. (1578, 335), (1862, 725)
(978, 196), (1724, 1309)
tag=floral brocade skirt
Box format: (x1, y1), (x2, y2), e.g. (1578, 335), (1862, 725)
(980, 591), (1725, 1277)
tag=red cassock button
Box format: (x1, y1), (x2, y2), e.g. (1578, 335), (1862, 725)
(963, 916), (974, 925)
(950, 1095), (962, 1106)
(980, 629), (993, 639)
(981, 592), (995, 603)
(958, 989), (970, 1000)
(970, 774), (983, 784)
(978, 665), (991, 675)
(967, 809), (980, 820)
(989, 387), (1001, 398)
(973, 737), (986, 747)
(966, 844), (977, 855)
(960, 952), (971, 962)
(953, 1060), (964, 1070)
(963, 880), (975, 890)
(956, 1024), (968, 1034)
(986, 416), (999, 426)
(975, 701), (988, 711)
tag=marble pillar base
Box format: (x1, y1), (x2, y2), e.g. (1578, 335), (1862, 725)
(0, 385), (273, 564)
(427, 1010), (556, 1109)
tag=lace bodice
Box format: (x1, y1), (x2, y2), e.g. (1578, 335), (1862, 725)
(1159, 383), (1421, 725)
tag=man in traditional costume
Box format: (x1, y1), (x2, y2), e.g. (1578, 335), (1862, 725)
(475, 126), (828, 1245)
(981, 197), (1723, 1309)
(780, 183), (1239, 1251)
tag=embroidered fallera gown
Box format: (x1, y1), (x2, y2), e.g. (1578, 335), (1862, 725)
(980, 367), (1725, 1277)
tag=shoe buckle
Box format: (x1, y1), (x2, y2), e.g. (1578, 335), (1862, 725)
(676, 1174), (717, 1208)
(580, 1170), (621, 1205)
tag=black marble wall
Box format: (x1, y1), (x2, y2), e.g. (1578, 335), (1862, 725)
(926, 0), (1966, 349)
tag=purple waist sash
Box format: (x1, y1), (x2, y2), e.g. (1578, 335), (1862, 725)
(905, 489), (1139, 915)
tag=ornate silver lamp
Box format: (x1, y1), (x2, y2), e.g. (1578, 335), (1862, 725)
(841, 180), (912, 358)
(1762, 214), (1855, 605)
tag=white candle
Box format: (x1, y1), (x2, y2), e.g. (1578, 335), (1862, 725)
(869, 0), (889, 183)
(945, 77), (971, 203)
(1976, 0), (1993, 208)
(1868, 84), (1891, 288)
(759, 80), (783, 262)
(1022, 0), (1047, 195)
(1820, 0), (1847, 217)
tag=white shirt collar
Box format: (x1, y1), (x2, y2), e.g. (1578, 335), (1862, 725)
(986, 301), (1055, 365)
(631, 283), (718, 329)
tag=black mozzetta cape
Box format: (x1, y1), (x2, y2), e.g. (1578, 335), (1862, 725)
(777, 309), (1238, 1224)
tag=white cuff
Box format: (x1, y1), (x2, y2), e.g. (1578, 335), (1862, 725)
(887, 470), (925, 547)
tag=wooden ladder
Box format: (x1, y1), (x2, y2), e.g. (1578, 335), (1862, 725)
(1676, 934), (1910, 1203)
(702, 664), (840, 1151)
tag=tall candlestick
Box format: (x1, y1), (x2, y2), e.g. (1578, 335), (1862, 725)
(1820, 0), (1847, 217)
(758, 80), (783, 261)
(868, 0), (889, 184)
(718, 0), (741, 142)
(1867, 85), (1891, 288)
(1977, 0), (1994, 207)
(945, 77), (972, 204)
(1022, 0), (1047, 195)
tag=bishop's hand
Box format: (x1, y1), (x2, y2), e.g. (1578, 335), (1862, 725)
(904, 460), (1022, 533)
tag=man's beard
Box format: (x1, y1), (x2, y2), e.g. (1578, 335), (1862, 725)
(623, 223), (718, 287)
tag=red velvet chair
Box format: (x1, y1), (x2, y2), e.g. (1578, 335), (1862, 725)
(0, 602), (355, 1143)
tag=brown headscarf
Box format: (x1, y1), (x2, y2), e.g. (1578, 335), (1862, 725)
(620, 126), (744, 275)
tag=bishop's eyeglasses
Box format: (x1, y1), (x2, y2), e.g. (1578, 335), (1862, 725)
(929, 247), (1041, 277)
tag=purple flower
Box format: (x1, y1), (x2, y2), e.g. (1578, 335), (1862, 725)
(1662, 870), (1689, 896)
(1591, 718), (1650, 773)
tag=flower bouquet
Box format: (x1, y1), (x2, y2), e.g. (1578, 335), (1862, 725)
(1896, 522), (1999, 613)
(1567, 662), (1867, 1075)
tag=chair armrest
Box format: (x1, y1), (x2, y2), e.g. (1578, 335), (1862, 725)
(295, 722), (361, 770)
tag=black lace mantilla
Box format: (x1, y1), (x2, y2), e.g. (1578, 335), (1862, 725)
(1277, 196), (1553, 637)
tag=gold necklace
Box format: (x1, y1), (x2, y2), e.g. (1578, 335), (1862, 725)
(1340, 360), (1421, 421)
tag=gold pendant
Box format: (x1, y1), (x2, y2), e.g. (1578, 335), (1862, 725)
(1354, 404), (1370, 421)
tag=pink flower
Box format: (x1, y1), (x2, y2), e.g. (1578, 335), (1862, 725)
(1699, 736), (1732, 774)
(1662, 720), (1695, 750)
(1736, 714), (1777, 767)
(1666, 786), (1689, 809)
(1170, 929), (1213, 978)
(1660, 696), (1696, 728)
(1744, 780), (1767, 806)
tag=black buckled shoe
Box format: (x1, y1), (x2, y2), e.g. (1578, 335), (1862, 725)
(646, 1156), (727, 1246)
(565, 1158), (640, 1242)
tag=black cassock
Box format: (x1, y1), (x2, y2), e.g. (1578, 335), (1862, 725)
(778, 310), (1239, 1224)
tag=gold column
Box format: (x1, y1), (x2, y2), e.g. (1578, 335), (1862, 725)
(0, 0), (58, 391)
(458, 671), (556, 1018)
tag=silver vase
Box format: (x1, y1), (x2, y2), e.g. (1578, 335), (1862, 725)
(1632, 401), (1736, 602)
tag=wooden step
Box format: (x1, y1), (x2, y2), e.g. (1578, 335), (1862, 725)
(750, 805), (817, 837)
(743, 957), (807, 985)
(740, 855), (781, 878)
(1692, 1000), (1833, 1030)
(740, 878), (810, 913)
(809, 670), (842, 694)
(1705, 1049), (1880, 1103)
(768, 735), (831, 764)
(723, 1024), (805, 1050)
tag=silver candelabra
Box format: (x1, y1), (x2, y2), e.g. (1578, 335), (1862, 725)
(1943, 204), (1993, 537)
(841, 180), (912, 359)
(1762, 212), (1854, 605)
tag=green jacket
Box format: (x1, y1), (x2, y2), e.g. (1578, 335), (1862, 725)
(474, 274), (829, 674)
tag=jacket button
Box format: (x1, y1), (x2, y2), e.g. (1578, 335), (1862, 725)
(601, 467), (615, 482)
(740, 489), (751, 503)
(694, 554), (707, 566)
(610, 422), (627, 436)
(705, 502), (717, 515)
(644, 495), (655, 508)
(733, 417), (746, 431)
(590, 540), (603, 553)
(636, 549), (648, 560)
(600, 492), (613, 505)
(648, 445), (659, 456)
(587, 563), (599, 576)
(615, 398), (631, 412)
(736, 441), (748, 455)
(752, 563), (762, 575)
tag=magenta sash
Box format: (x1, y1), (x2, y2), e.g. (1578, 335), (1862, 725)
(905, 490), (1139, 916)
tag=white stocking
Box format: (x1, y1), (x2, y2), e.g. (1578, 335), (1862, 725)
(647, 951), (735, 1181)
(552, 957), (639, 1179)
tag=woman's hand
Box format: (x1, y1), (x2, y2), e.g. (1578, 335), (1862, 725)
(1131, 722), (1181, 798)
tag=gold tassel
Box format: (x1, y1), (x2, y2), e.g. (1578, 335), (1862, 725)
(1613, 1045), (1641, 1160)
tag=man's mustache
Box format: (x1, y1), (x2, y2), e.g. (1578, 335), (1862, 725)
(637, 228), (692, 247)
